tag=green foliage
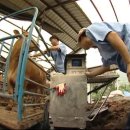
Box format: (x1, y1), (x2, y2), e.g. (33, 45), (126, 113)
(91, 84), (130, 101)
(91, 83), (116, 101)
(119, 85), (130, 92)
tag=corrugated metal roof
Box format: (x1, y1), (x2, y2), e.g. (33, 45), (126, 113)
(0, 0), (91, 51)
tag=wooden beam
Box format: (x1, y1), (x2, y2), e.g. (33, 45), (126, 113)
(24, 0), (75, 50)
(55, 0), (83, 28)
(40, 0), (79, 33)
(41, 1), (77, 42)
(45, 0), (79, 10)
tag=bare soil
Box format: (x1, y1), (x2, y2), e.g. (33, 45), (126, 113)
(86, 96), (130, 130)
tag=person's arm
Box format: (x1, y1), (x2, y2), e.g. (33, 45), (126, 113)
(106, 31), (130, 81)
(49, 45), (60, 51)
(32, 45), (60, 57)
(32, 50), (47, 57)
(86, 66), (110, 77)
(106, 31), (130, 65)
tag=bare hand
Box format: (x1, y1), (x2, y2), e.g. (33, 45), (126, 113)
(43, 50), (47, 54)
(86, 71), (93, 78)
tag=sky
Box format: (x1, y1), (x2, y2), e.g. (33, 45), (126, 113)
(77, 0), (130, 23)
(0, 0), (130, 84)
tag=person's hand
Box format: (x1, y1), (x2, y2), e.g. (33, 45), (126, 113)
(86, 71), (93, 78)
(53, 83), (67, 96)
(43, 50), (47, 54)
(127, 63), (130, 82)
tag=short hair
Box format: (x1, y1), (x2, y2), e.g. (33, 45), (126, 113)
(49, 35), (59, 41)
(78, 31), (86, 43)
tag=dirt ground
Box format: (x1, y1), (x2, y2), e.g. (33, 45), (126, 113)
(86, 96), (130, 130)
(0, 95), (130, 130)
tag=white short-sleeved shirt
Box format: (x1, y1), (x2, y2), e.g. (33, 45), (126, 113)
(85, 22), (130, 72)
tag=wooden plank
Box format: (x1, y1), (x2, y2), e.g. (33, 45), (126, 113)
(87, 75), (119, 83)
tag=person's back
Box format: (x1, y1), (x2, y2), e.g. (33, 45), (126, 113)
(78, 22), (130, 82)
